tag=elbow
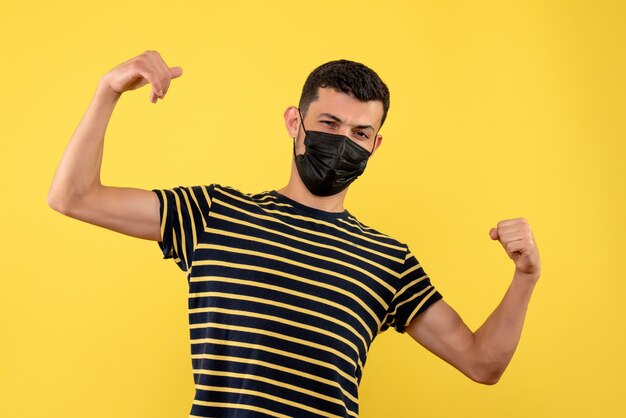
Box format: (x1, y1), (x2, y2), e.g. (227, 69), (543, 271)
(48, 175), (98, 216)
(47, 189), (66, 214)
(47, 188), (77, 216)
(467, 364), (504, 385)
(472, 372), (501, 386)
(466, 344), (513, 385)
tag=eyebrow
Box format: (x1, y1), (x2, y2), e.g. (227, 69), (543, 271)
(317, 113), (375, 132)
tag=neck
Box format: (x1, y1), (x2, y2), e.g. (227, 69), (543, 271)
(277, 160), (348, 213)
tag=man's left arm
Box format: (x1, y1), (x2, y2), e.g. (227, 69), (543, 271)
(405, 218), (541, 385)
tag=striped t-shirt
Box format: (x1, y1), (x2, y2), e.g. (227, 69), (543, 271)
(152, 184), (442, 418)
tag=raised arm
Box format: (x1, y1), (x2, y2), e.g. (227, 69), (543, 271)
(405, 218), (541, 384)
(47, 51), (183, 241)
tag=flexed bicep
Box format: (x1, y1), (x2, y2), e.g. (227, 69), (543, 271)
(405, 299), (486, 383)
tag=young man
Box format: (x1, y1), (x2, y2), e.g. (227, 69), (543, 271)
(48, 50), (541, 418)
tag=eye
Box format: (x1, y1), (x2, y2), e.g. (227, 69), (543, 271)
(355, 130), (369, 139)
(321, 120), (337, 128)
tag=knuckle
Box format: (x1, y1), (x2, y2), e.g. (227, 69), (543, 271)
(142, 50), (158, 60)
(134, 55), (148, 67)
(129, 61), (142, 73)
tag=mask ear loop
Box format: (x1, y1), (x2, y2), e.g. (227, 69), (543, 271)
(297, 108), (308, 134)
(293, 108), (307, 159)
(293, 108), (306, 159)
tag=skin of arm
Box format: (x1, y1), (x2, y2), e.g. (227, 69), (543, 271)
(47, 51), (182, 241)
(405, 218), (541, 385)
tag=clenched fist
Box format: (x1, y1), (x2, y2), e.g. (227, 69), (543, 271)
(99, 50), (183, 103)
(490, 218), (541, 279)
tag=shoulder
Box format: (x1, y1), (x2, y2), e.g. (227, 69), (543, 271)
(205, 185), (283, 213)
(209, 184), (274, 202)
(340, 212), (410, 256)
(342, 212), (404, 243)
(152, 184), (255, 210)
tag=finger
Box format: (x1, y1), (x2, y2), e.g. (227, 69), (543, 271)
(505, 240), (527, 256)
(148, 53), (169, 97)
(150, 89), (158, 103)
(162, 76), (171, 97)
(497, 231), (530, 245)
(496, 224), (525, 235)
(151, 51), (176, 97)
(155, 56), (171, 96)
(489, 228), (499, 240)
(162, 66), (184, 96)
(497, 218), (528, 229)
(169, 66), (183, 79)
(156, 67), (171, 97)
(141, 69), (165, 98)
(142, 53), (168, 97)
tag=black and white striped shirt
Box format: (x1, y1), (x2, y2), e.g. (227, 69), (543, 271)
(152, 184), (442, 418)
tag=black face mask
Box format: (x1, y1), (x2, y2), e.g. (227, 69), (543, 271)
(294, 110), (374, 197)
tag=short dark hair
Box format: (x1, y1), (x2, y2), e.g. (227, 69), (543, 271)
(298, 59), (390, 129)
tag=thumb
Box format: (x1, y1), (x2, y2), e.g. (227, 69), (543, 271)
(489, 227), (499, 240)
(169, 66), (183, 79)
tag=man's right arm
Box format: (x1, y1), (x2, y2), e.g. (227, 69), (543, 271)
(47, 51), (183, 241)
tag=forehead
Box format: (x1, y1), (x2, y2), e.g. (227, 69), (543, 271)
(307, 87), (384, 129)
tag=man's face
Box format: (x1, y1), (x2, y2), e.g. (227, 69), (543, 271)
(294, 87), (384, 156)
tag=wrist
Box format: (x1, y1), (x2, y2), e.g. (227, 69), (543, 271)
(96, 78), (122, 102)
(513, 269), (540, 286)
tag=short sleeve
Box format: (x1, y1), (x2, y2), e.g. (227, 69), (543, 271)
(151, 184), (215, 273)
(382, 246), (443, 333)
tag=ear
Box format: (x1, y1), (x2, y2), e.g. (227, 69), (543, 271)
(284, 106), (301, 139)
(370, 134), (383, 157)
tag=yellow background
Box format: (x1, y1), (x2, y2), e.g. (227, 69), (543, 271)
(1, 1), (624, 417)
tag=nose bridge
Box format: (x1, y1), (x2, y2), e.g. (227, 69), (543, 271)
(339, 117), (358, 137)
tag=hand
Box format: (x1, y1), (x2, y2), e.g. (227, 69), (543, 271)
(489, 218), (541, 278)
(99, 50), (183, 103)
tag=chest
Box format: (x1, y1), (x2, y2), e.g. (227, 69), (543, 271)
(187, 203), (400, 352)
